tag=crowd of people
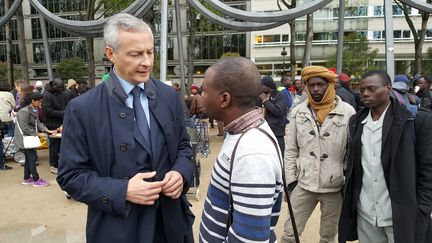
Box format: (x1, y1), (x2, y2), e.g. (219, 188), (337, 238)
(1, 12), (431, 243)
(0, 77), (91, 187)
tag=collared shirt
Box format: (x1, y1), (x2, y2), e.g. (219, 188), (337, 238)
(114, 69), (150, 127)
(358, 103), (392, 227)
(224, 108), (264, 134)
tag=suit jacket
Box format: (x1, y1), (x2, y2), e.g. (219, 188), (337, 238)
(57, 72), (194, 243)
(339, 98), (417, 243)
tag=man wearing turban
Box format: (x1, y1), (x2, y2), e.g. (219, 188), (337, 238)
(281, 66), (356, 243)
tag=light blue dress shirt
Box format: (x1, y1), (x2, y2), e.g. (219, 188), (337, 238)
(114, 69), (151, 128)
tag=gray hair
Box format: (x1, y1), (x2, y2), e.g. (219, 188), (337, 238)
(104, 13), (153, 52)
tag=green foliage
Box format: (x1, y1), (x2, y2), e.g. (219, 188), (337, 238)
(55, 57), (88, 80)
(326, 33), (378, 79)
(422, 47), (432, 75)
(101, 0), (134, 16)
(220, 52), (240, 59)
(0, 62), (21, 82)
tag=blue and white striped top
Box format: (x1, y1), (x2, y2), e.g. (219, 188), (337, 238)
(199, 123), (283, 243)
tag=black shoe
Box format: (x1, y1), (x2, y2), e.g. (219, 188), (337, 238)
(0, 165), (13, 170)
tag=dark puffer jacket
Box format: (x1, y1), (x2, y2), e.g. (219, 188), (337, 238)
(42, 82), (72, 130)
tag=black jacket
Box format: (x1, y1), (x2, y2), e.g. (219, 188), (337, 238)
(339, 98), (417, 243)
(414, 108), (432, 242)
(42, 82), (72, 130)
(258, 90), (288, 136)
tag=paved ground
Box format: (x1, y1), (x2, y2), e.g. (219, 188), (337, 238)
(0, 127), (353, 243)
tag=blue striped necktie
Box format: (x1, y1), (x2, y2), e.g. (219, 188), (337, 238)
(132, 86), (151, 145)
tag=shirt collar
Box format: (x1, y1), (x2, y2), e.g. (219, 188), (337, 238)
(361, 102), (390, 126)
(225, 108), (264, 135)
(114, 68), (145, 95)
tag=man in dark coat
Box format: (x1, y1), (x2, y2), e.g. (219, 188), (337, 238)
(339, 70), (417, 243)
(57, 13), (194, 243)
(257, 76), (288, 156)
(42, 77), (71, 174)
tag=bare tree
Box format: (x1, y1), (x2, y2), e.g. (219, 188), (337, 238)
(16, 5), (29, 81)
(302, 14), (313, 67)
(397, 0), (431, 74)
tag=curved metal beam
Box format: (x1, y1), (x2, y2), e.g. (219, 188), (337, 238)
(187, 0), (284, 31)
(203, 0), (333, 22)
(29, 0), (155, 35)
(0, 0), (23, 28)
(399, 0), (432, 13)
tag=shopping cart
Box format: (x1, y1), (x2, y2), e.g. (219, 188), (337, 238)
(185, 115), (210, 201)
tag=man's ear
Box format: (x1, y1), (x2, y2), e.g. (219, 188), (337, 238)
(105, 46), (115, 64)
(220, 92), (231, 108)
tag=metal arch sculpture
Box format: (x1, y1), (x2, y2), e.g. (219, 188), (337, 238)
(187, 0), (333, 31)
(29, 0), (156, 36)
(399, 0), (432, 13)
(202, 0), (333, 23)
(0, 0), (23, 28)
(187, 0), (283, 31)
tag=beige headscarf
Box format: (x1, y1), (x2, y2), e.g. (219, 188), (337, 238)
(302, 66), (337, 124)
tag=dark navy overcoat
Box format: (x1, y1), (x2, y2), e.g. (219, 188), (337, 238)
(57, 73), (194, 243)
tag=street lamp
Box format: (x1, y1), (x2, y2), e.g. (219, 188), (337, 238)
(281, 47), (287, 75)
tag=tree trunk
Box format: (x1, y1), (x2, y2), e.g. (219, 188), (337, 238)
(86, 0), (96, 87)
(289, 20), (296, 79)
(415, 10), (430, 74)
(16, 5), (29, 81)
(187, 6), (197, 92)
(302, 14), (313, 67)
(4, 0), (13, 86)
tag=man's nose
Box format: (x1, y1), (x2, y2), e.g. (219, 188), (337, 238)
(139, 55), (152, 66)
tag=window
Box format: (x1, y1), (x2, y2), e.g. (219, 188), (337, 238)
(403, 30), (411, 38)
(333, 6), (368, 18)
(0, 44), (21, 64)
(394, 30), (402, 39)
(0, 19), (18, 41)
(195, 34), (246, 59)
(372, 31), (385, 40)
(392, 5), (411, 15)
(374, 6), (383, 16)
(33, 40), (87, 64)
(296, 33), (306, 42)
(255, 34), (289, 46)
(31, 0), (87, 14)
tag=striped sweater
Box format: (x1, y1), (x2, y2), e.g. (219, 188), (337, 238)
(199, 123), (283, 243)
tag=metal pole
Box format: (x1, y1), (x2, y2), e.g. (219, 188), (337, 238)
(160, 0), (168, 82)
(384, 0), (395, 80)
(336, 0), (345, 74)
(175, 0), (189, 117)
(40, 15), (54, 81)
(175, 0), (186, 100)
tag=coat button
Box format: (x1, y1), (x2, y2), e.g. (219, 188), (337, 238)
(100, 196), (109, 204)
(120, 144), (127, 151)
(119, 112), (126, 118)
(323, 132), (330, 137)
(309, 130), (315, 135)
(322, 153), (328, 159)
(310, 151), (315, 157)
